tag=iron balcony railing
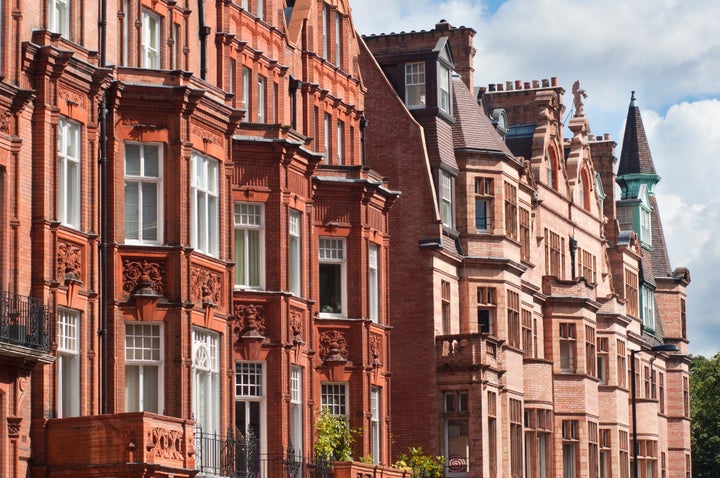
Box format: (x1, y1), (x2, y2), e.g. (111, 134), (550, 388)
(194, 428), (330, 478)
(0, 290), (53, 353)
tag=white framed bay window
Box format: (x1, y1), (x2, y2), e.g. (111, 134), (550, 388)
(321, 382), (347, 417)
(319, 237), (346, 317)
(191, 152), (219, 257)
(125, 323), (162, 413)
(234, 202), (264, 289)
(125, 143), (162, 244)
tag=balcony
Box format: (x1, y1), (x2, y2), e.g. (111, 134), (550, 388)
(39, 412), (196, 477)
(0, 290), (53, 362)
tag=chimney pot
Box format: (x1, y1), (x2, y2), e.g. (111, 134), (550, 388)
(551, 77), (558, 86)
(532, 80), (540, 88)
(542, 79), (550, 87)
(506, 81), (513, 91)
(515, 80), (522, 89)
(488, 84), (496, 92)
(497, 84), (504, 91)
(524, 82), (531, 89)
(604, 133), (611, 140)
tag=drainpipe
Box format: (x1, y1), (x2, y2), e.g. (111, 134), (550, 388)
(569, 236), (578, 280)
(98, 0), (109, 415)
(359, 115), (368, 167)
(198, 0), (210, 80)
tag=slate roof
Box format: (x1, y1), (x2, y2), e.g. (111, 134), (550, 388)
(451, 77), (513, 156)
(618, 92), (657, 176)
(505, 124), (535, 161)
(650, 195), (673, 278)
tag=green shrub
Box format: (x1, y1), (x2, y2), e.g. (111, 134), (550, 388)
(393, 447), (445, 478)
(313, 408), (357, 462)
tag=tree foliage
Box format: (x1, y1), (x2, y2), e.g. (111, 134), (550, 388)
(690, 353), (720, 477)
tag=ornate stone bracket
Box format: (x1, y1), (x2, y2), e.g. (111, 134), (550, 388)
(6, 417), (21, 437)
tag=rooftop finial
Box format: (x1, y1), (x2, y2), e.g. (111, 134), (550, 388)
(630, 90), (636, 106)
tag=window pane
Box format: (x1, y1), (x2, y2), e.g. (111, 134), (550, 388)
(144, 145), (159, 176)
(126, 144), (141, 175)
(125, 365), (140, 412)
(141, 182), (158, 241)
(125, 182), (139, 240)
(142, 366), (159, 413)
(320, 263), (342, 314)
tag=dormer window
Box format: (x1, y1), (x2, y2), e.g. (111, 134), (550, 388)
(405, 62), (426, 109)
(438, 63), (451, 114)
(440, 170), (454, 228)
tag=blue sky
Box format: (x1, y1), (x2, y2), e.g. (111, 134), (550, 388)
(351, 0), (720, 357)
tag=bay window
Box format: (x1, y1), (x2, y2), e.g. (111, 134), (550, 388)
(58, 117), (81, 228)
(234, 202), (264, 288)
(191, 153), (219, 257)
(319, 237), (345, 316)
(125, 323), (162, 413)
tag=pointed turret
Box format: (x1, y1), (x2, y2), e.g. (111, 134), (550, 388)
(618, 91), (657, 177)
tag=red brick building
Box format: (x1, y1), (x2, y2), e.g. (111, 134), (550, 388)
(363, 21), (691, 478)
(0, 0), (400, 476)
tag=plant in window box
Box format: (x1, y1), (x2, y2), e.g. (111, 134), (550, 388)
(393, 447), (445, 478)
(313, 408), (358, 463)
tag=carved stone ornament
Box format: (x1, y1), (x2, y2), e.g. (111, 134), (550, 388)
(0, 109), (12, 134)
(147, 427), (185, 460)
(233, 303), (266, 342)
(289, 309), (305, 346)
(60, 90), (85, 110)
(56, 241), (82, 280)
(369, 334), (383, 369)
(319, 330), (348, 362)
(123, 259), (165, 296)
(572, 80), (588, 117)
(6, 417), (21, 437)
(190, 266), (223, 306)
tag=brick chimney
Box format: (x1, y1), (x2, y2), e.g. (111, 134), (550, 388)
(435, 20), (477, 90)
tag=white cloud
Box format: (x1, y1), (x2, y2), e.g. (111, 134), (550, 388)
(352, 0), (720, 356)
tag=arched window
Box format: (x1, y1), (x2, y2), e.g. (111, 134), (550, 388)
(546, 146), (558, 190)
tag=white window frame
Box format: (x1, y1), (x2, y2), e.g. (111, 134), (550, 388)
(122, 0), (129, 65)
(319, 237), (346, 317)
(242, 67), (251, 110)
(229, 58), (236, 95)
(193, 328), (220, 434)
(371, 386), (380, 464)
(58, 117), (81, 229)
(57, 308), (80, 418)
(257, 75), (266, 122)
(124, 142), (162, 244)
(125, 322), (163, 413)
(440, 170), (454, 228)
(336, 120), (344, 165)
(191, 152), (219, 257)
(640, 206), (652, 246)
(323, 113), (330, 163)
(334, 12), (341, 67)
(321, 4), (328, 60)
(368, 243), (379, 323)
(234, 202), (264, 289)
(289, 210), (302, 296)
(256, 0), (263, 20)
(405, 62), (426, 109)
(141, 9), (161, 69)
(49, 0), (70, 36)
(321, 382), (348, 417)
(438, 63), (451, 113)
(290, 366), (303, 463)
(641, 286), (655, 330)
(235, 361), (267, 463)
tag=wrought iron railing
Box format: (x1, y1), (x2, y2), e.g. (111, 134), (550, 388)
(0, 290), (52, 352)
(194, 431), (331, 478)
